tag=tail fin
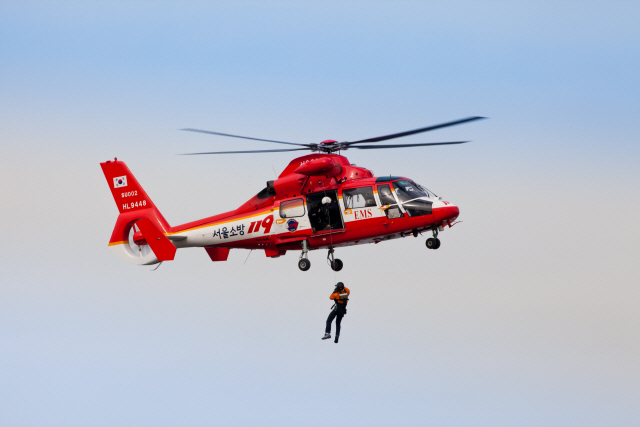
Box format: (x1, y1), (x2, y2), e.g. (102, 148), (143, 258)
(100, 159), (175, 265)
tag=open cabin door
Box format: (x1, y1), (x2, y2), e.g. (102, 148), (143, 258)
(305, 191), (344, 234)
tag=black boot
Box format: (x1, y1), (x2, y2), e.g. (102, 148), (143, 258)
(334, 336), (339, 343)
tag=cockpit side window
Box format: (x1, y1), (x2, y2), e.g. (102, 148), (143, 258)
(377, 184), (396, 205)
(343, 186), (377, 209)
(377, 184), (403, 219)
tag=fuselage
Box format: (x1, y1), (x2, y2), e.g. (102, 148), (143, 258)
(150, 154), (460, 258)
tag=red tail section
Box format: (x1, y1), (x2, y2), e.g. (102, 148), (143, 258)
(100, 159), (175, 264)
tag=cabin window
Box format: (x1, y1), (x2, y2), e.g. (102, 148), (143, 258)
(279, 198), (305, 218)
(342, 187), (377, 209)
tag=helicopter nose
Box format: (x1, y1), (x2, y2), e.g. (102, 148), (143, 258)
(432, 202), (459, 224)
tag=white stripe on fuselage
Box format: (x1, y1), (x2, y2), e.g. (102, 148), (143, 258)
(171, 195), (442, 248)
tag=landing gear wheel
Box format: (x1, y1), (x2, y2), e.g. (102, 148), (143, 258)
(433, 238), (441, 249)
(426, 238), (436, 249)
(327, 248), (342, 271)
(298, 258), (311, 271)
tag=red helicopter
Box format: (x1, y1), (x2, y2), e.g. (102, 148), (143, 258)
(101, 117), (483, 270)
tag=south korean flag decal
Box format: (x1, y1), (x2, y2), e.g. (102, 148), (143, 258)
(113, 176), (128, 188)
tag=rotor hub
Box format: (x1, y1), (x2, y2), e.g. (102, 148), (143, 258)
(314, 140), (344, 153)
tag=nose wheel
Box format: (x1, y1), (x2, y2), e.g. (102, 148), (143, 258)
(426, 229), (441, 250)
(327, 248), (343, 271)
(426, 238), (441, 249)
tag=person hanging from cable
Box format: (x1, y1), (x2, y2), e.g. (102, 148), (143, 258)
(322, 282), (350, 343)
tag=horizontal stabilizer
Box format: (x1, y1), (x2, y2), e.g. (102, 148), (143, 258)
(136, 218), (177, 261)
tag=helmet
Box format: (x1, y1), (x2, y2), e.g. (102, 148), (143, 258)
(322, 196), (332, 204)
(336, 282), (345, 290)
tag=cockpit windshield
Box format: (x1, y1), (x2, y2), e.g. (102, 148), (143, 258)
(392, 180), (435, 202)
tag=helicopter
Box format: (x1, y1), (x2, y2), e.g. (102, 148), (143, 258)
(101, 116), (484, 271)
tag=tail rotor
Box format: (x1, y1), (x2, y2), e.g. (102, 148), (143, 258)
(129, 223), (152, 258)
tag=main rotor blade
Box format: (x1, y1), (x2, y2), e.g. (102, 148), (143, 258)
(180, 148), (312, 155)
(346, 116), (485, 145)
(351, 141), (470, 149)
(181, 128), (312, 147)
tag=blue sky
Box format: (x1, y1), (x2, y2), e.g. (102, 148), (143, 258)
(1, 2), (639, 426)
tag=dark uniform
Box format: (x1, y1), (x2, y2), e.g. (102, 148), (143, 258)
(322, 282), (350, 343)
(321, 200), (340, 230)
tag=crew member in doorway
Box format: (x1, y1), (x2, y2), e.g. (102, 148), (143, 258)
(320, 196), (339, 230)
(322, 282), (350, 343)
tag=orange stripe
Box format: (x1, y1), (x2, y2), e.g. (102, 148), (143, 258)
(109, 209), (278, 245)
(166, 208), (277, 235)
